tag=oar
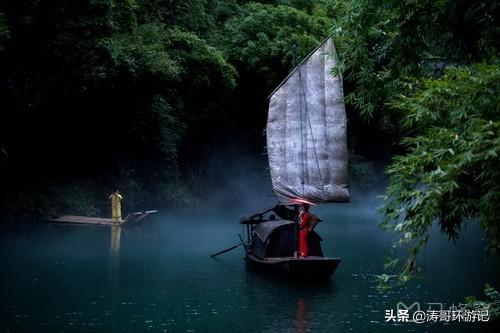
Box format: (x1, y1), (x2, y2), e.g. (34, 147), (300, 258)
(210, 242), (243, 257)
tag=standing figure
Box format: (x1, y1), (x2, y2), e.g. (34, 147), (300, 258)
(299, 203), (311, 257)
(109, 190), (123, 221)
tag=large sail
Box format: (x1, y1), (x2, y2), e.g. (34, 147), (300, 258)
(266, 36), (349, 204)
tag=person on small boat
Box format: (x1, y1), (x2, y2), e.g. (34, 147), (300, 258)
(299, 203), (311, 257)
(109, 190), (123, 221)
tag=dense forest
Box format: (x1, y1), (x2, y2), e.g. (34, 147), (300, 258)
(1, 0), (499, 282)
(0, 0), (377, 216)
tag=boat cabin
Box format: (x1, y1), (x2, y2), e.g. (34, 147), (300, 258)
(240, 204), (324, 259)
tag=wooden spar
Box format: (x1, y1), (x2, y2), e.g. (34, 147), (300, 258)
(133, 210), (158, 224)
(46, 210), (157, 227)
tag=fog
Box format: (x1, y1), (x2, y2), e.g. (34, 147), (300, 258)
(1, 150), (499, 333)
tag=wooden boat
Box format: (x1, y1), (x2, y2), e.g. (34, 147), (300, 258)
(240, 35), (348, 280)
(240, 204), (341, 280)
(212, 36), (348, 281)
(46, 210), (157, 227)
(246, 37), (349, 281)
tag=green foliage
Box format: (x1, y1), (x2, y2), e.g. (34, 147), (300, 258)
(222, 2), (330, 86)
(0, 0), (238, 214)
(0, 13), (9, 47)
(165, 28), (237, 94)
(329, 0), (499, 284)
(107, 0), (138, 32)
(331, 0), (396, 122)
(151, 95), (182, 158)
(98, 22), (236, 89)
(99, 23), (181, 80)
(466, 284), (500, 320)
(380, 63), (500, 282)
(331, 0), (500, 125)
(135, 0), (217, 36)
(2, 0), (330, 215)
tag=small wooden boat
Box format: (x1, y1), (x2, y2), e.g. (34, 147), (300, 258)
(46, 210), (157, 227)
(240, 36), (347, 280)
(212, 36), (348, 281)
(240, 204), (341, 280)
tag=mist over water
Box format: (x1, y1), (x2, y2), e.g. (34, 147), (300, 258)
(1, 153), (499, 332)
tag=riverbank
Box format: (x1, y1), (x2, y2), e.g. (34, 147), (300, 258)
(0, 174), (193, 221)
(0, 150), (378, 221)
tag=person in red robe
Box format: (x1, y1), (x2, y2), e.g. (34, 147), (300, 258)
(299, 203), (311, 257)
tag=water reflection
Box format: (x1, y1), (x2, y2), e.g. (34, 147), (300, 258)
(0, 189), (499, 333)
(109, 226), (121, 292)
(295, 298), (308, 333)
(241, 265), (339, 333)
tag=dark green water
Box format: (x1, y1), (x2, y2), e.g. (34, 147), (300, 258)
(1, 189), (499, 332)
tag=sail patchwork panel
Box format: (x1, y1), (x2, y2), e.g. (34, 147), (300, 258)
(267, 37), (349, 204)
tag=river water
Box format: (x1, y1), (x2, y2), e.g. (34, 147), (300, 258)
(1, 185), (499, 333)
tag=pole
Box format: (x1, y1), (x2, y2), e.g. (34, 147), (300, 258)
(292, 44), (297, 68)
(210, 243), (243, 257)
(294, 205), (300, 258)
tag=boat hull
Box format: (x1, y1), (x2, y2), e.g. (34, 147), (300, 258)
(245, 253), (341, 281)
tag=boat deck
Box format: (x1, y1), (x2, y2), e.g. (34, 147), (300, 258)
(46, 210), (157, 227)
(47, 215), (121, 226)
(265, 256), (340, 262)
(248, 254), (341, 263)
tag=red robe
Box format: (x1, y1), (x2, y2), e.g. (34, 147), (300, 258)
(299, 211), (310, 257)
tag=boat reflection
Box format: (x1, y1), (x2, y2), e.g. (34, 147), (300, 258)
(242, 266), (337, 332)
